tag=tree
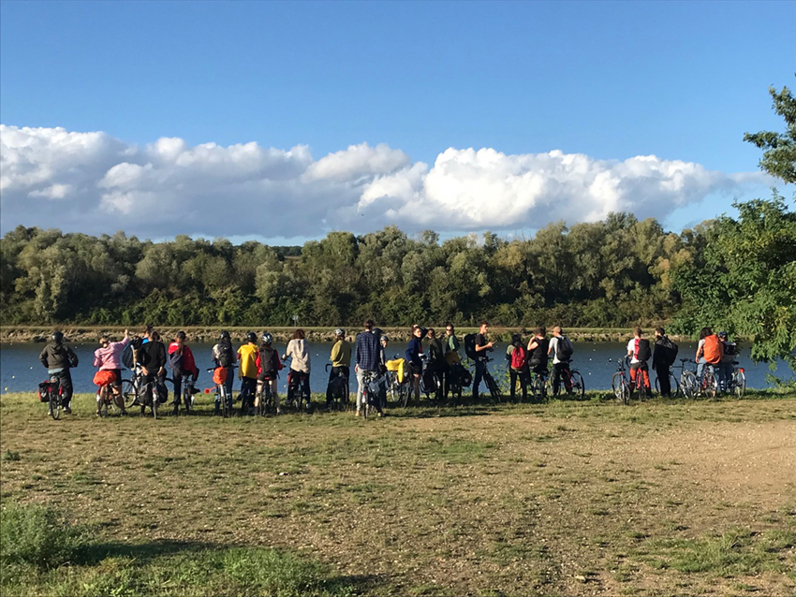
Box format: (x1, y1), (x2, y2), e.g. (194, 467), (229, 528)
(744, 80), (796, 184)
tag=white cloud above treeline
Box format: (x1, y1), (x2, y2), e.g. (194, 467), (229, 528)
(0, 125), (764, 239)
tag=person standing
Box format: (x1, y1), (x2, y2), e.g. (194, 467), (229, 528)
(405, 324), (426, 402)
(626, 327), (652, 397)
(425, 328), (445, 401)
(39, 331), (79, 415)
(168, 331), (199, 415)
(652, 327), (677, 397)
(137, 328), (167, 412)
(93, 329), (131, 415)
(507, 333), (529, 402)
(283, 329), (311, 408)
(718, 331), (737, 392)
(256, 332), (283, 413)
(472, 322), (494, 401)
(327, 328), (351, 408)
(238, 332), (260, 415)
(442, 324), (461, 400)
(695, 327), (724, 380)
(211, 331), (236, 414)
(354, 319), (382, 416)
(547, 326), (573, 397)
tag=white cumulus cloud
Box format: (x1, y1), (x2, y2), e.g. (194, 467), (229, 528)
(0, 124), (766, 239)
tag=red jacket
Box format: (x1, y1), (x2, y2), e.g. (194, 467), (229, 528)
(168, 342), (199, 377)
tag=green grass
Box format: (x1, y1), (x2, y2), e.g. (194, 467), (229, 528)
(1, 391), (795, 596)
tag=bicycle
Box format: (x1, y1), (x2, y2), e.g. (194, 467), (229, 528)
(559, 363), (585, 399)
(97, 376), (122, 417)
(360, 370), (385, 419)
(610, 358), (631, 405)
(38, 375), (64, 420)
(174, 376), (197, 416)
(285, 370), (312, 413)
(728, 361), (746, 397)
(681, 359), (718, 399)
(446, 362), (467, 405)
(654, 361), (682, 397)
(209, 367), (233, 418)
(325, 363), (349, 412)
(255, 375), (277, 416)
(121, 365), (142, 409)
(529, 367), (549, 402)
(480, 357), (503, 402)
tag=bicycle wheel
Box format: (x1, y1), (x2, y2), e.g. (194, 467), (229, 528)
(121, 379), (137, 408)
(151, 389), (158, 419)
(569, 371), (585, 399)
(400, 382), (411, 408)
(532, 376), (546, 402)
(49, 389), (62, 420)
(703, 371), (718, 399)
(485, 372), (502, 402)
(220, 387), (230, 418)
(611, 372), (628, 405)
(733, 370), (746, 398)
(680, 372), (698, 399)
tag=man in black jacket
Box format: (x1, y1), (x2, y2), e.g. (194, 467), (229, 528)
(136, 327), (167, 411)
(652, 327), (677, 397)
(39, 331), (78, 414)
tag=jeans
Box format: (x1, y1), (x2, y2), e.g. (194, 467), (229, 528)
(239, 376), (257, 410)
(552, 362), (571, 396)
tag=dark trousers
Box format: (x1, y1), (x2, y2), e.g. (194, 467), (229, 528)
(239, 376), (257, 409)
(510, 367), (529, 402)
(326, 366), (350, 403)
(52, 370), (73, 407)
(472, 360), (486, 399)
(172, 372), (198, 405)
(656, 363), (671, 396)
(288, 370), (310, 404)
(552, 362), (571, 396)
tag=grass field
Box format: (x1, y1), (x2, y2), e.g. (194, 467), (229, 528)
(1, 391), (794, 596)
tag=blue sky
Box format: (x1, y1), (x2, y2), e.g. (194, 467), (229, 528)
(1, 1), (793, 242)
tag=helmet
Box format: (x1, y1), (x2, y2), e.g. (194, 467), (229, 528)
(718, 331), (728, 338)
(220, 330), (230, 341)
(334, 328), (345, 337)
(380, 335), (389, 343)
(261, 332), (273, 345)
(246, 331), (258, 344)
(51, 331), (64, 344)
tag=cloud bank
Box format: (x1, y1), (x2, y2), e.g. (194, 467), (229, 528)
(0, 125), (762, 239)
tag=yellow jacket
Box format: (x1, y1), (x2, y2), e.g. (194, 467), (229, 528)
(238, 344), (259, 379)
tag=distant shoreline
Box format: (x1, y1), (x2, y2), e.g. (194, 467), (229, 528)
(1, 325), (698, 344)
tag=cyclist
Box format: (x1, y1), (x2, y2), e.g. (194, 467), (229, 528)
(547, 326), (573, 397)
(652, 327), (678, 397)
(136, 328), (168, 411)
(354, 319), (382, 417)
(256, 332), (283, 413)
(718, 331), (737, 392)
(425, 327), (445, 401)
(326, 328), (351, 409)
(168, 331), (199, 415)
(695, 327), (723, 380)
(506, 333), (529, 402)
(626, 327), (652, 397)
(39, 331), (79, 415)
(211, 331), (236, 415)
(527, 327), (549, 399)
(283, 329), (311, 409)
(92, 329), (131, 415)
(238, 332), (259, 415)
(442, 324), (461, 400)
(406, 324), (426, 402)
(472, 321), (494, 401)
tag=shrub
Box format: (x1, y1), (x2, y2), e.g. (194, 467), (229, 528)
(0, 502), (85, 569)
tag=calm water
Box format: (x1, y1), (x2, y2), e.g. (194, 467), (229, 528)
(1, 340), (783, 397)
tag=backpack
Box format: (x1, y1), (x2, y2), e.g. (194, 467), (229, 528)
(329, 374), (348, 400)
(216, 341), (234, 367)
(463, 334), (477, 360)
(658, 336), (679, 366)
(510, 345), (527, 370)
(555, 337), (573, 361)
(702, 335), (723, 364)
(634, 339), (651, 362)
(259, 347), (277, 378)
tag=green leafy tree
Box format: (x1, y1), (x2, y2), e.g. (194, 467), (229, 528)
(744, 81), (796, 184)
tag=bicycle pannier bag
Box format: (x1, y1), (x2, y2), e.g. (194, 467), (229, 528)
(213, 366), (228, 385)
(422, 367), (438, 392)
(703, 335), (723, 364)
(93, 370), (117, 387)
(38, 381), (52, 402)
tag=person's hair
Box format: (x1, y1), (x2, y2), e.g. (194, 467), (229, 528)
(445, 323), (454, 332)
(143, 325), (154, 336)
(534, 326), (546, 336)
(99, 335), (110, 344)
(364, 319), (374, 330)
(480, 321), (489, 328)
(633, 327), (643, 337)
(552, 326), (562, 334)
(176, 331), (186, 341)
(511, 333), (522, 346)
(151, 330), (161, 342)
(700, 327), (712, 339)
(427, 328), (436, 337)
(293, 329), (306, 340)
(655, 326), (665, 336)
